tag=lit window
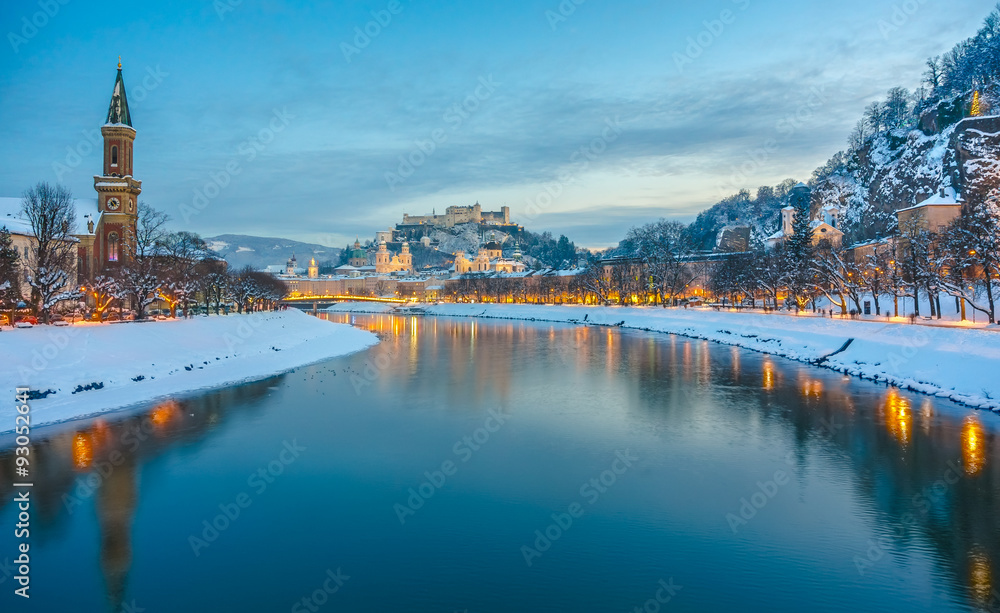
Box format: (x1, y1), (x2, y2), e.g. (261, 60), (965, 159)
(108, 232), (119, 262)
(111, 146), (119, 167)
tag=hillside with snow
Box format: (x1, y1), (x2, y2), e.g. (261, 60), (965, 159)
(683, 8), (1000, 251)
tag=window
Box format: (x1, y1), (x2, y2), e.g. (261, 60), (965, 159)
(111, 146), (119, 167)
(108, 232), (119, 262)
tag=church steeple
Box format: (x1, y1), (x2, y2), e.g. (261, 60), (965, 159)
(106, 61), (133, 127)
(94, 61), (142, 269)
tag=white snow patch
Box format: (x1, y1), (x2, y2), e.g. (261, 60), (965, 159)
(2, 310), (378, 430)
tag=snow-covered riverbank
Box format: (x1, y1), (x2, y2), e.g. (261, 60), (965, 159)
(326, 302), (1000, 412)
(1, 310), (378, 430)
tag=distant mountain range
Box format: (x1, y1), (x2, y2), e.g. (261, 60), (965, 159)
(204, 234), (341, 271)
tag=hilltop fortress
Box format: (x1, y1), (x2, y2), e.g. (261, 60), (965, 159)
(402, 202), (511, 229)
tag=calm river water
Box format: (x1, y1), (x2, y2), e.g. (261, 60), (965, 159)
(1, 313), (998, 612)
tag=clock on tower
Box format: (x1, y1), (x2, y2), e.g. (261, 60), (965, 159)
(93, 59), (142, 262)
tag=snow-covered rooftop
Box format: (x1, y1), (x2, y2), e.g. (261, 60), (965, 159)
(897, 188), (961, 213)
(0, 196), (100, 237)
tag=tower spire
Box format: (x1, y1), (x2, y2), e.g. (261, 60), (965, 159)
(106, 62), (133, 127)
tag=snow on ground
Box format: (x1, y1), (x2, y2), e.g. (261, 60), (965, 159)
(413, 304), (1000, 413)
(1, 310), (378, 431)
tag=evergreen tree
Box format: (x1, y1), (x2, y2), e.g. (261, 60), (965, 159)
(782, 185), (815, 310)
(0, 226), (22, 324)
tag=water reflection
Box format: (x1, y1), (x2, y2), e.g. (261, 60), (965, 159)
(884, 388), (912, 446)
(2, 315), (999, 612)
(964, 418), (986, 476)
(0, 378), (280, 610)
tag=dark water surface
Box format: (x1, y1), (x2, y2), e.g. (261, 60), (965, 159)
(1, 314), (999, 612)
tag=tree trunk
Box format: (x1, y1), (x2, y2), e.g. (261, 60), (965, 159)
(985, 275), (997, 324)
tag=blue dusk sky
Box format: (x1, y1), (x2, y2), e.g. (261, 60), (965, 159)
(0, 0), (994, 249)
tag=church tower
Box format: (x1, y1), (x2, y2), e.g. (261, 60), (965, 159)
(94, 60), (142, 266)
(399, 241), (413, 272)
(375, 239), (391, 273)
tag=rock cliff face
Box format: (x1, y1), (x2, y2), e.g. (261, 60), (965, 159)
(950, 117), (1000, 192)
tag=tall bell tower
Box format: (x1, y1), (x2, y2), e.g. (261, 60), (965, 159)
(94, 59), (142, 265)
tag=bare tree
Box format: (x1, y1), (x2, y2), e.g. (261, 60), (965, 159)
(118, 205), (170, 320)
(20, 182), (81, 323)
(940, 198), (1000, 323)
(576, 265), (614, 304)
(84, 274), (124, 321)
(811, 242), (862, 315)
(857, 243), (892, 316)
(229, 266), (258, 313)
(373, 279), (394, 298)
(160, 231), (212, 317)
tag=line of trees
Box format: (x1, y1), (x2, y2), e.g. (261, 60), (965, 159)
(707, 197), (999, 323)
(0, 182), (288, 324)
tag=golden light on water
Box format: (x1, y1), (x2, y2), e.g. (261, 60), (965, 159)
(802, 379), (823, 398)
(763, 360), (775, 391)
(73, 431), (93, 470)
(150, 400), (181, 432)
(969, 548), (993, 604)
(884, 388), (912, 445)
(963, 418), (986, 476)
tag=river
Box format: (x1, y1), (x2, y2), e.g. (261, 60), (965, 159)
(1, 313), (997, 612)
